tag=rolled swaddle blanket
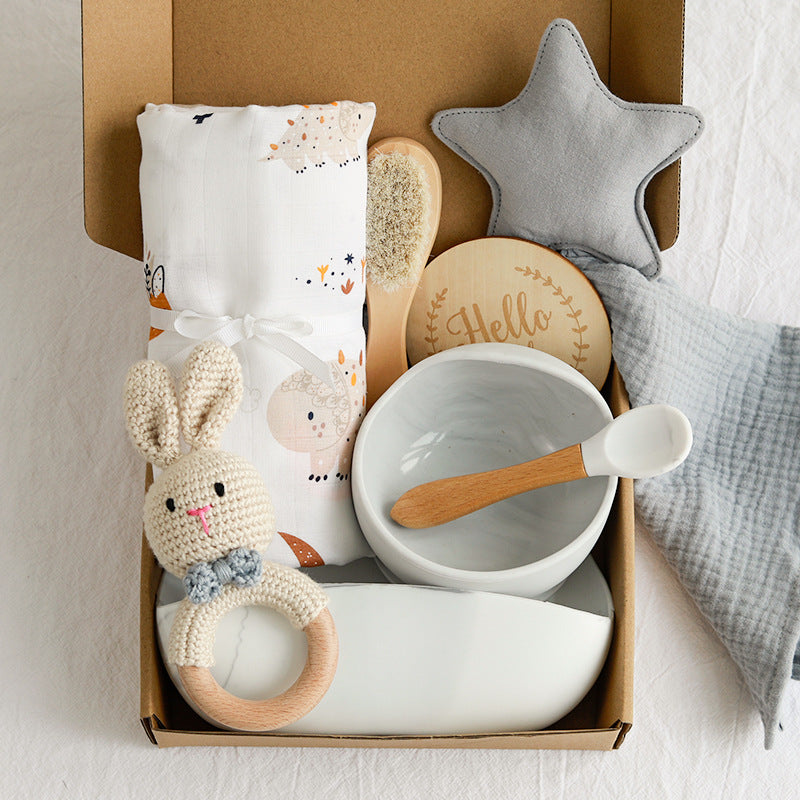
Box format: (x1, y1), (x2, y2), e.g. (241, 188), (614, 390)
(137, 101), (376, 567)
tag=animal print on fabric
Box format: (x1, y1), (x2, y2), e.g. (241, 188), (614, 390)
(263, 102), (376, 173)
(267, 350), (365, 481)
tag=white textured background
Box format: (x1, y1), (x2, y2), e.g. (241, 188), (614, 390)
(2, 0), (799, 796)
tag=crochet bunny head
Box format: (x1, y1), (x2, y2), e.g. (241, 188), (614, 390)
(124, 342), (275, 578)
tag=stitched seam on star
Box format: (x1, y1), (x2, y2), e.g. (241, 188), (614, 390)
(433, 20), (703, 273)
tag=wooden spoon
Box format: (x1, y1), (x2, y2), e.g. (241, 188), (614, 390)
(390, 405), (692, 529)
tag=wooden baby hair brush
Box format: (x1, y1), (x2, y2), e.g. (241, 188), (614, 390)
(365, 137), (441, 410)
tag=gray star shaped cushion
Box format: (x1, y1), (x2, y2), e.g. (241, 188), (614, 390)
(432, 19), (704, 278)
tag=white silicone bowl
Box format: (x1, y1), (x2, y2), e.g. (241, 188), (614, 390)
(352, 343), (617, 599)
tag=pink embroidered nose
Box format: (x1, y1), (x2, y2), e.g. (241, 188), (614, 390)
(187, 504), (213, 536)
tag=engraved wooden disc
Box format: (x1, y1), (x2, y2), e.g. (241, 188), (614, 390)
(407, 238), (612, 388)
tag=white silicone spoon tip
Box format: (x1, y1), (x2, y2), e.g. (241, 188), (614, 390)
(580, 404), (692, 479)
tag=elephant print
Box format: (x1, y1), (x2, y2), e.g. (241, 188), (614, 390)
(261, 102), (375, 173)
(267, 350), (366, 480)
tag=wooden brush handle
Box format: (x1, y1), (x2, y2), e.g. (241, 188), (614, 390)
(365, 282), (416, 411)
(177, 608), (338, 731)
(390, 444), (587, 528)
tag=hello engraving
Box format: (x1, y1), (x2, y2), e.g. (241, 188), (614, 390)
(422, 265), (591, 375)
(445, 291), (552, 346)
(408, 239), (612, 387)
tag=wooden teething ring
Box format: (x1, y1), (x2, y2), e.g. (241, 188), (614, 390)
(176, 607), (337, 731)
(169, 565), (338, 731)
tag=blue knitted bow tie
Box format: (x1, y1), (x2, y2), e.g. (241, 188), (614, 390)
(183, 547), (263, 604)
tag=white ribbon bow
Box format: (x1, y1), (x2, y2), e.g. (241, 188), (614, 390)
(150, 307), (335, 387)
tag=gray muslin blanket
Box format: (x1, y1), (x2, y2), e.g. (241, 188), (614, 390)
(569, 252), (800, 748)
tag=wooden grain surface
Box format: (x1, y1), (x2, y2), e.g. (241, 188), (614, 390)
(406, 238), (612, 389)
(391, 443), (587, 528)
(177, 608), (338, 731)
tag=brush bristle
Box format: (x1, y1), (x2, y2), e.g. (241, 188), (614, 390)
(366, 152), (431, 290)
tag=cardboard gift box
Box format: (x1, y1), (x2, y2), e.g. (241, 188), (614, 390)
(82, 0), (688, 749)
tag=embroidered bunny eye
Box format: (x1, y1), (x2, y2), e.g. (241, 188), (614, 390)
(214, 482), (225, 497)
(165, 498), (175, 512)
(307, 412), (314, 420)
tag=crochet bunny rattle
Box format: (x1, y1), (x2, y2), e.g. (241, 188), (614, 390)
(124, 340), (338, 731)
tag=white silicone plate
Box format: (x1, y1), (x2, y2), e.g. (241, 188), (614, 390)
(156, 556), (613, 735)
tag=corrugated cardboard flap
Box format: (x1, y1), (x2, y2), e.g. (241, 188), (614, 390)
(83, 0), (685, 262)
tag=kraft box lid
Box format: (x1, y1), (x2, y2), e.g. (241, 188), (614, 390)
(82, 0), (687, 262)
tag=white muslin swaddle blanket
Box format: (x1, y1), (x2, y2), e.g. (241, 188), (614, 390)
(137, 101), (376, 567)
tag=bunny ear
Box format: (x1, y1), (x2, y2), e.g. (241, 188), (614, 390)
(179, 341), (243, 449)
(124, 359), (181, 468)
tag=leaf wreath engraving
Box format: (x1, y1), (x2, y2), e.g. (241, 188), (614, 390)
(515, 266), (589, 372)
(424, 288), (449, 355)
